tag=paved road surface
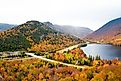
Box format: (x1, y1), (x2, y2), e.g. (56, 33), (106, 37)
(26, 53), (90, 69)
(57, 44), (81, 53)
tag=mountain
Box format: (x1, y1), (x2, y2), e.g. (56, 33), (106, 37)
(0, 23), (15, 31)
(0, 20), (83, 52)
(85, 17), (121, 45)
(44, 22), (93, 38)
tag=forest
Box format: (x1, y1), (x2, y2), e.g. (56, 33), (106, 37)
(0, 58), (121, 81)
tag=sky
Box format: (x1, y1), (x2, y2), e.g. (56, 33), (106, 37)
(0, 0), (121, 30)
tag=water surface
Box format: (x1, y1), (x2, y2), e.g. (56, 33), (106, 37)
(81, 44), (121, 60)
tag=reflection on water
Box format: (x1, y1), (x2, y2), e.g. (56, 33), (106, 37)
(81, 44), (121, 60)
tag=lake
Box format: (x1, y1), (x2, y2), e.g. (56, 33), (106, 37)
(81, 44), (121, 60)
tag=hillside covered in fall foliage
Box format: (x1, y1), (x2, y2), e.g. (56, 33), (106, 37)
(0, 20), (83, 52)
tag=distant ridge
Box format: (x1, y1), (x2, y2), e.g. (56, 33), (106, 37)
(85, 17), (121, 44)
(44, 22), (93, 38)
(0, 23), (15, 31)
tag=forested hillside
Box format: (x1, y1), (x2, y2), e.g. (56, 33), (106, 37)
(0, 20), (83, 52)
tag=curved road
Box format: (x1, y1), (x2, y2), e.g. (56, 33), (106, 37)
(26, 53), (90, 69)
(57, 44), (81, 53)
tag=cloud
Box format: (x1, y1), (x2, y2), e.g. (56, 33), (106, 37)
(0, 0), (121, 30)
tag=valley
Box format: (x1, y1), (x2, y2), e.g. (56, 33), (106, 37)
(1, 18), (121, 81)
(1, 0), (121, 80)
